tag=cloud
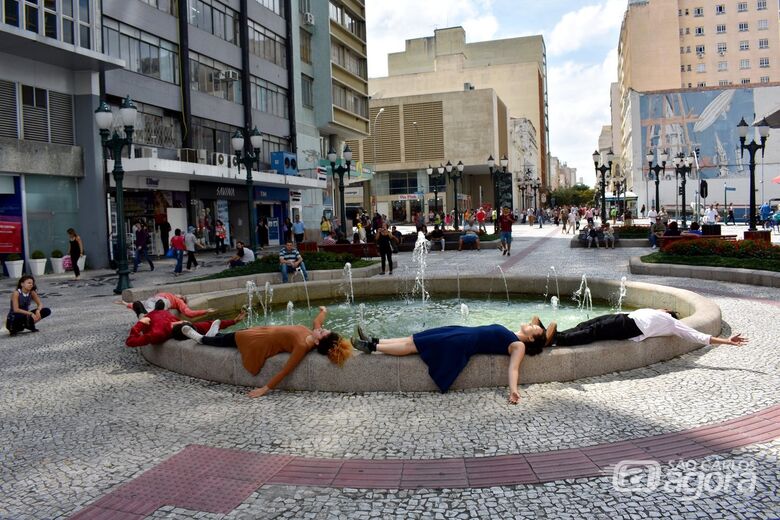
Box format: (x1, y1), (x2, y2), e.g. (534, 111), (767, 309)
(547, 0), (625, 57)
(547, 48), (619, 185)
(367, 0), (498, 77)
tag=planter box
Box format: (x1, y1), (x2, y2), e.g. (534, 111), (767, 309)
(5, 260), (23, 278)
(744, 230), (772, 243)
(50, 257), (65, 274)
(29, 258), (47, 276)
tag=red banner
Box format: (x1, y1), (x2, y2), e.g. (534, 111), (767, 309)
(0, 218), (22, 254)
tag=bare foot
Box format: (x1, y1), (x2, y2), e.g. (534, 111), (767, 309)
(235, 309), (247, 321)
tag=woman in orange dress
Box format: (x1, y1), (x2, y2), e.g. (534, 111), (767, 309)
(181, 306), (351, 397)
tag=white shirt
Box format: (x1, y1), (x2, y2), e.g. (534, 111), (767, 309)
(704, 209), (718, 224)
(627, 308), (711, 345)
(241, 247), (255, 262)
(647, 209), (658, 219)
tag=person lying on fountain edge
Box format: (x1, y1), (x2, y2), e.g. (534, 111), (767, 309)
(351, 318), (555, 405)
(181, 306), (351, 398)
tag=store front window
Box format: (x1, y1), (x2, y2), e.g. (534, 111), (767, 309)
(391, 200), (406, 222)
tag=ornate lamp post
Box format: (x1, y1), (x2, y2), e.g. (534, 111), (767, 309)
(447, 160), (464, 230)
(672, 152), (694, 230)
(231, 127), (263, 251)
(95, 96), (137, 295)
(427, 164), (445, 215)
(592, 149), (614, 223)
(530, 177), (541, 211)
(646, 148), (668, 212)
(327, 145), (353, 236)
(737, 117), (770, 231)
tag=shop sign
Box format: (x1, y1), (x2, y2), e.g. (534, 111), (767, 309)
(254, 186), (290, 201)
(216, 186), (236, 198)
(397, 194), (419, 201)
(191, 182), (246, 201)
(145, 177), (160, 187)
(345, 187), (363, 198)
(0, 217), (22, 253)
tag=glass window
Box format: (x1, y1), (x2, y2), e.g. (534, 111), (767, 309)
(740, 40), (749, 50)
(717, 42), (727, 53)
(716, 24), (726, 34)
(695, 26), (704, 36)
(104, 18), (179, 84)
(693, 6), (703, 16)
(62, 0), (72, 16)
(695, 45), (705, 54)
(757, 0), (767, 9)
(63, 19), (73, 42)
(759, 57), (769, 68)
(738, 22), (748, 32)
(44, 10), (56, 37)
(718, 61), (728, 71)
(737, 2), (747, 11)
(758, 19), (768, 30)
(715, 5), (725, 14)
(759, 38), (769, 49)
(4, 0), (19, 26)
(248, 20), (287, 67)
(741, 78), (751, 84)
(79, 0), (89, 22)
(300, 29), (311, 64)
(740, 59), (750, 69)
(696, 63), (706, 73)
(255, 0), (282, 17)
(760, 76), (769, 83)
(24, 1), (38, 32)
(301, 74), (313, 108)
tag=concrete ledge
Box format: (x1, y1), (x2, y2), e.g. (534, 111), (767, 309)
(139, 275), (722, 392)
(569, 237), (648, 248)
(628, 256), (780, 288)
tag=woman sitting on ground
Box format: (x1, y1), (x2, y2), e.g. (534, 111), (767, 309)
(352, 318), (554, 404)
(7, 275), (51, 335)
(182, 306), (351, 398)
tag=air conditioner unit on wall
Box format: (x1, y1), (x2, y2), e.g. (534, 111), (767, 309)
(218, 70), (239, 82)
(134, 146), (158, 159)
(303, 12), (314, 26)
(213, 152), (232, 168)
(197, 149), (208, 164)
(178, 148), (198, 163)
(270, 151), (299, 175)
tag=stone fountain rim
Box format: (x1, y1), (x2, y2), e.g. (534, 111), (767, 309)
(140, 274), (722, 392)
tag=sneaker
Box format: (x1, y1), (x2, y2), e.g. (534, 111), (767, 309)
(651, 245), (657, 250)
(181, 325), (204, 343)
(205, 319), (221, 337)
(355, 324), (370, 341)
(351, 337), (375, 354)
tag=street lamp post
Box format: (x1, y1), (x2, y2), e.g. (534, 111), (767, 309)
(427, 164), (445, 215)
(488, 154), (510, 231)
(231, 127), (263, 252)
(592, 150), (614, 223)
(530, 177), (541, 211)
(95, 96), (137, 295)
(737, 117), (770, 231)
(646, 148), (668, 212)
(447, 160), (464, 230)
(673, 152), (694, 230)
(327, 145), (353, 236)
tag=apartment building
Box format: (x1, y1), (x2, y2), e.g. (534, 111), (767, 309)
(616, 0), (780, 215)
(0, 0), (369, 269)
(369, 27), (550, 199)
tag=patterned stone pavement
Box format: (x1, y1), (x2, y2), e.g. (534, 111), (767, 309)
(1, 225), (779, 519)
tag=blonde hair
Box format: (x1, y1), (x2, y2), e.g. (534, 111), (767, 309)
(327, 337), (353, 366)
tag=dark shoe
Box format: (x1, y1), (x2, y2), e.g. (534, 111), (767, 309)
(351, 337), (375, 354)
(502, 249), (507, 256)
(355, 325), (369, 342)
(29, 327), (39, 332)
(150, 265), (155, 271)
(507, 252), (510, 256)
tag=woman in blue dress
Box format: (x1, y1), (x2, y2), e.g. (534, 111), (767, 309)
(353, 319), (555, 404)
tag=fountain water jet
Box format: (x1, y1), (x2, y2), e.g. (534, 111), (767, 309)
(412, 231), (430, 305)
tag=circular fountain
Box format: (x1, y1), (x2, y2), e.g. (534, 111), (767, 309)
(138, 272), (721, 392)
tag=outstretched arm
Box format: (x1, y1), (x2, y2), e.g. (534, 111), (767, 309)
(248, 347), (308, 397)
(709, 334), (747, 346)
(312, 306), (327, 329)
(507, 341), (526, 404)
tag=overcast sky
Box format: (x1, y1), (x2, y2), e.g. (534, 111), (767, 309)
(366, 0), (627, 186)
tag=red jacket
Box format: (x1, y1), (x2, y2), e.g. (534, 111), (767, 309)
(125, 310), (179, 347)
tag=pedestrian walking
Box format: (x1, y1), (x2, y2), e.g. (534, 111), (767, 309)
(170, 228), (186, 275)
(132, 221), (155, 272)
(66, 228), (83, 279)
(375, 223), (398, 275)
(185, 226), (199, 270)
(214, 220), (227, 254)
(293, 215), (306, 244)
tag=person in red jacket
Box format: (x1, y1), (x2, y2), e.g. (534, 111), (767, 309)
(125, 309), (245, 347)
(117, 292), (215, 318)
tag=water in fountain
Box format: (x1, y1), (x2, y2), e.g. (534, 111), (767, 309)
(256, 281), (273, 324)
(616, 276), (628, 312)
(456, 267), (461, 303)
(358, 303), (366, 328)
(572, 274), (590, 311)
(496, 266), (510, 305)
(412, 231), (430, 305)
(245, 281), (257, 325)
(551, 266), (560, 302)
(286, 301), (294, 325)
(297, 269), (311, 314)
(582, 287), (593, 313)
(341, 262), (354, 305)
(460, 303), (470, 323)
(550, 295), (559, 311)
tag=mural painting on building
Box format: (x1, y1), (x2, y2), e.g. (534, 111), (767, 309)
(640, 88), (755, 180)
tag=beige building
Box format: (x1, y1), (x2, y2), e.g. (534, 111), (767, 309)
(348, 89), (509, 222)
(509, 117), (539, 210)
(369, 27), (550, 187)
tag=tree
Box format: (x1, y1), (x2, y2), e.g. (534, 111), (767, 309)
(548, 184), (596, 207)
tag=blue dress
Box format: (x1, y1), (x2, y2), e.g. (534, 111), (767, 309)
(412, 324), (518, 393)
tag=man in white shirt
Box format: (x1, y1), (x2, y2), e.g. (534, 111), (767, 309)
(458, 219), (481, 251)
(704, 205), (719, 224)
(647, 208), (658, 221)
(228, 241), (255, 268)
(551, 308), (745, 347)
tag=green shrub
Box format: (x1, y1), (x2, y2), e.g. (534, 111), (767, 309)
(665, 238), (780, 260)
(50, 249), (64, 258)
(613, 225), (651, 238)
(31, 250), (45, 259)
(7, 253), (21, 261)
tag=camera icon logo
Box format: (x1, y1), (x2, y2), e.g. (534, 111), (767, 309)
(612, 460), (662, 492)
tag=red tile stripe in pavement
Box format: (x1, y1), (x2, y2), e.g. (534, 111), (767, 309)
(69, 404), (780, 519)
(499, 227), (561, 269)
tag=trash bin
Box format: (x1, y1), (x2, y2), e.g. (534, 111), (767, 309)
(702, 224), (721, 236)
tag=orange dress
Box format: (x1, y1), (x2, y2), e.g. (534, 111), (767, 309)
(235, 325), (313, 388)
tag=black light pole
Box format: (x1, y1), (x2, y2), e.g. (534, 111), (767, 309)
(447, 160), (464, 230)
(646, 148), (667, 212)
(95, 96), (137, 295)
(328, 145), (353, 236)
(231, 127), (263, 251)
(737, 117), (770, 231)
(592, 150), (614, 223)
(427, 164), (444, 215)
(673, 152), (694, 230)
(531, 177), (541, 211)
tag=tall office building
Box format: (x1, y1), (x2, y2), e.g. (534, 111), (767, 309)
(616, 0), (780, 215)
(1, 0), (368, 269)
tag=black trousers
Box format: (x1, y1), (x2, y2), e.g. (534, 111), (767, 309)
(200, 332), (237, 348)
(380, 249), (393, 273)
(6, 308), (52, 334)
(186, 251), (198, 269)
(555, 313), (642, 346)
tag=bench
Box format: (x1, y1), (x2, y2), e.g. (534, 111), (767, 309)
(659, 234), (737, 251)
(577, 231), (619, 248)
(319, 243), (379, 257)
(297, 241), (319, 253)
